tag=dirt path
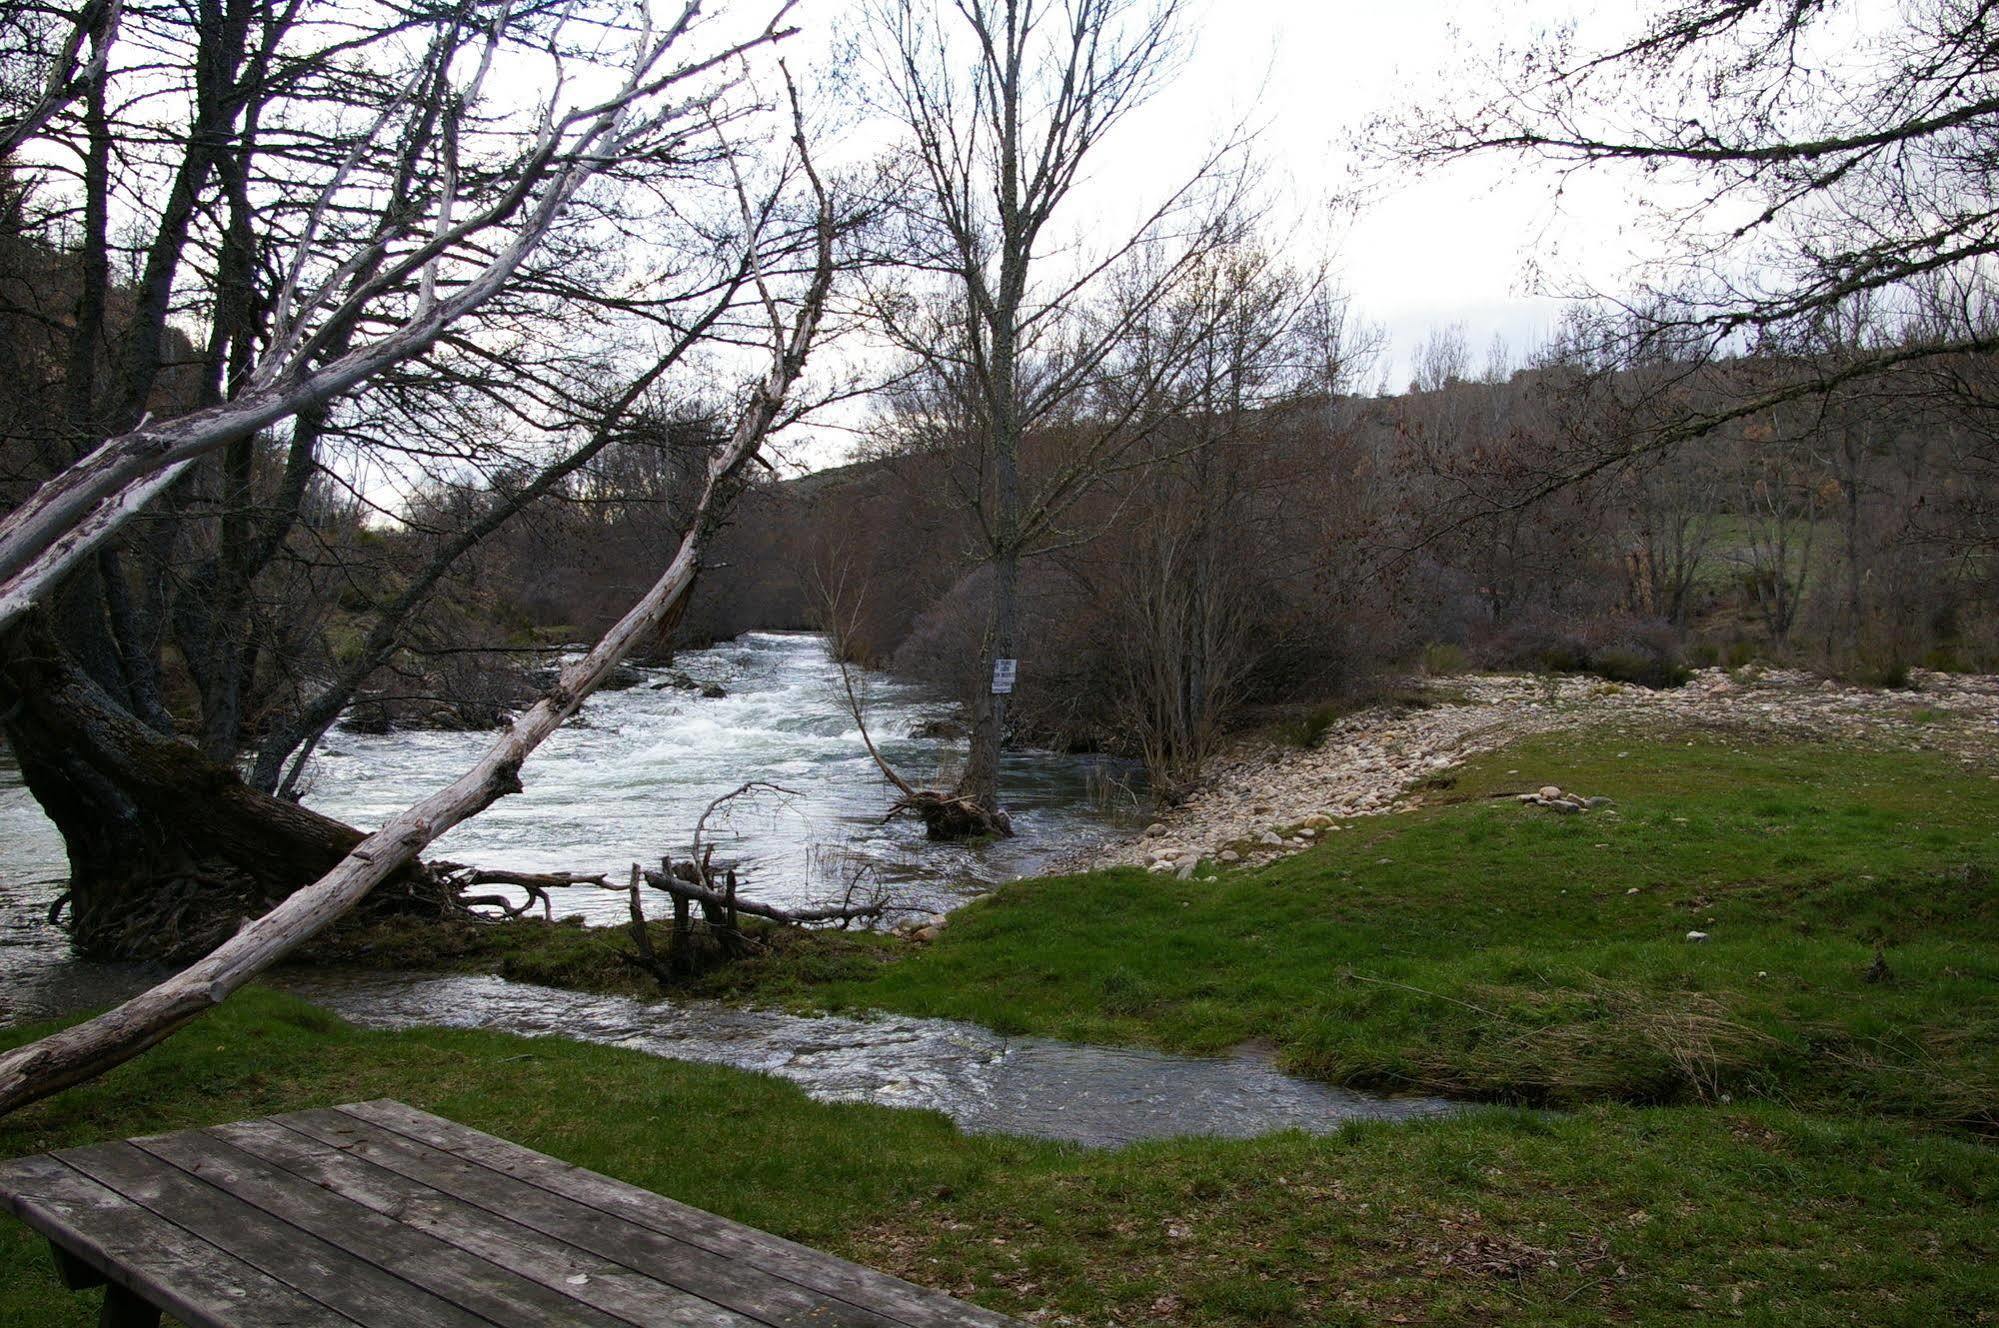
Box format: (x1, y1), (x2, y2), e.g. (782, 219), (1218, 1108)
(1078, 667), (1999, 874)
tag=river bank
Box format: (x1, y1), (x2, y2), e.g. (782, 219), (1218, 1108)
(0, 630), (1135, 1026)
(4, 686), (1994, 1325)
(1079, 665), (1999, 875)
(282, 708), (1999, 1128)
(4, 986), (1991, 1328)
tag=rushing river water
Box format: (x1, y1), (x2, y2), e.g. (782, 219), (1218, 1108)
(0, 631), (1457, 1145)
(301, 630), (1139, 923)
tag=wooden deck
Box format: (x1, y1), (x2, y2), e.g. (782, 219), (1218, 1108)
(0, 1099), (1022, 1327)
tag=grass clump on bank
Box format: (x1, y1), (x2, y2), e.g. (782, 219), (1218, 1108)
(783, 731), (1999, 1127)
(302, 909), (899, 999)
(3, 990), (1993, 1327)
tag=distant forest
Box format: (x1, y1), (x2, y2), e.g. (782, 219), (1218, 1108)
(407, 314), (1999, 792)
(10, 150), (1994, 809)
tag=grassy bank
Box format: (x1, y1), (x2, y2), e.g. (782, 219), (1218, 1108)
(3, 726), (1996, 1324)
(756, 730), (1999, 1128)
(301, 906), (892, 1001)
(3, 989), (1993, 1327)
(300, 727), (1999, 1125)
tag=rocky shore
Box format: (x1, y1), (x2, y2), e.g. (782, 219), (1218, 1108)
(1079, 667), (1999, 874)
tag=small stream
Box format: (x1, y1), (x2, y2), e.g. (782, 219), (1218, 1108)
(0, 631), (1457, 1147)
(276, 972), (1454, 1147)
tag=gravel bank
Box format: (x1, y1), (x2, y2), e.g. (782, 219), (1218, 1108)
(1078, 667), (1999, 875)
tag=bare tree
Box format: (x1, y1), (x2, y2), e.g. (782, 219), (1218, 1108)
(0, 1), (803, 629)
(1097, 248), (1375, 796)
(1413, 323), (1471, 393)
(1732, 411), (1822, 648)
(858, 0), (1243, 832)
(1389, 0), (1999, 436)
(0, 0), (122, 160)
(0, 83), (843, 1114)
(0, 0), (818, 955)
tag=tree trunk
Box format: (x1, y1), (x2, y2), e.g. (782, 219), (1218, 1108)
(0, 616), (438, 960)
(958, 547), (1018, 817)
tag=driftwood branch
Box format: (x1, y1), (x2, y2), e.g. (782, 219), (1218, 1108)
(691, 780), (802, 865)
(436, 864), (613, 922)
(640, 865), (887, 926)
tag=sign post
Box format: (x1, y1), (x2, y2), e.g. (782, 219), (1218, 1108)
(989, 658), (1017, 756)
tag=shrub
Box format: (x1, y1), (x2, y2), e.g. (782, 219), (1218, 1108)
(1850, 655), (1915, 690)
(1921, 643), (1987, 674)
(1420, 641), (1468, 675)
(1277, 702), (1345, 749)
(1591, 646), (1693, 689)
(1473, 612), (1691, 690)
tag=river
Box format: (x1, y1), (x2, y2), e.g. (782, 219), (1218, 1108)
(0, 632), (1458, 1144)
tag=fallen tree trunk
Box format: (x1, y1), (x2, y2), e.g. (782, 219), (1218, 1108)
(0, 148), (837, 1116)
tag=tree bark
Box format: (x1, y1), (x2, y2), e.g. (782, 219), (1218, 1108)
(0, 133), (837, 1115)
(958, 547), (1018, 816)
(0, 616), (438, 960)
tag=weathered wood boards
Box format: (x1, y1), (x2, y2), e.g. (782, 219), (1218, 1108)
(0, 1100), (1023, 1327)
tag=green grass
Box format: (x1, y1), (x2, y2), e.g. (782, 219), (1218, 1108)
(10, 726), (1993, 1325)
(2, 990), (1993, 1327)
(301, 910), (896, 1000)
(768, 731), (1999, 1126)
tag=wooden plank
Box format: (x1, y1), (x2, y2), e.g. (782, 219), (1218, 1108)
(280, 1109), (900, 1328)
(138, 1127), (642, 1328)
(208, 1119), (754, 1328)
(53, 1141), (488, 1328)
(0, 1153), (346, 1328)
(342, 1101), (1021, 1328)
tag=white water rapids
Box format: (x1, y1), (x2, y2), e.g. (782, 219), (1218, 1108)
(0, 632), (1462, 1144)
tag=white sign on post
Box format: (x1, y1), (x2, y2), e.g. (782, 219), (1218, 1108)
(990, 658), (1018, 695)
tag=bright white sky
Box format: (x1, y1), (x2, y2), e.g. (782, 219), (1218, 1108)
(1117, 0), (1606, 389)
(784, 0), (1646, 406)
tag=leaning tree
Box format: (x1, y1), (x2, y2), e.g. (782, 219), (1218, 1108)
(0, 24), (848, 1114)
(0, 1), (839, 958)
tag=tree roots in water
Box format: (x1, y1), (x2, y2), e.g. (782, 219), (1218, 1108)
(893, 790), (1014, 841)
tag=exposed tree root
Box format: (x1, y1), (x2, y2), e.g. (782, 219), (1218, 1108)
(2, 614), (453, 961)
(890, 790), (1013, 840)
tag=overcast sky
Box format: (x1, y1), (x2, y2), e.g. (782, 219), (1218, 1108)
(799, 0), (1653, 397)
(1126, 0), (1598, 388)
(751, 0), (1664, 469)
